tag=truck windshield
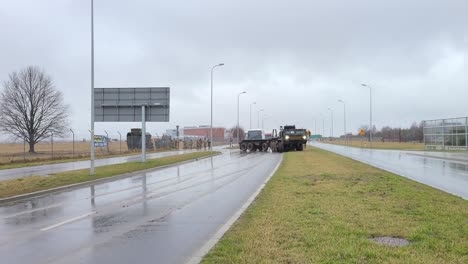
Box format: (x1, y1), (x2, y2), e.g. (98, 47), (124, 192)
(284, 130), (305, 135)
(248, 130), (263, 140)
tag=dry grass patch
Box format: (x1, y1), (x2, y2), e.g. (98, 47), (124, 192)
(203, 148), (467, 263)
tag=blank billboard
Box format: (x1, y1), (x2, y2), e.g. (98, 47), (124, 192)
(94, 87), (170, 122)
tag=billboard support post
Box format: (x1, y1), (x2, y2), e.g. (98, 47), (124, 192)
(142, 105), (146, 162)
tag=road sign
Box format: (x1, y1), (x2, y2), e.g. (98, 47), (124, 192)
(94, 135), (108, 147)
(359, 129), (366, 136)
(94, 87), (170, 163)
(94, 87), (170, 122)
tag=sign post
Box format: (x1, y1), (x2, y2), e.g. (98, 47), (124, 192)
(359, 129), (366, 148)
(142, 105), (146, 162)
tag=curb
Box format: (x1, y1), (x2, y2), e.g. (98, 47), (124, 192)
(186, 154), (284, 264)
(405, 152), (468, 164)
(0, 153), (220, 206)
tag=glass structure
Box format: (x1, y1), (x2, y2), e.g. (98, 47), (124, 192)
(423, 117), (468, 150)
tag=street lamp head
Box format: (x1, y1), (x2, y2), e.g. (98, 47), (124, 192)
(242, 91), (247, 94)
(218, 63), (224, 66)
(338, 99), (344, 103)
(361, 83), (367, 87)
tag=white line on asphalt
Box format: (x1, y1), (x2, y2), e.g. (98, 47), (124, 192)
(186, 154), (283, 264)
(40, 211), (97, 231)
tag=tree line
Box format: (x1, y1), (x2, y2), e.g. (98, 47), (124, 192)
(356, 122), (424, 143)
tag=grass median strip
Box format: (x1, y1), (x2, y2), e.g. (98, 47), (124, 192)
(0, 148), (175, 170)
(0, 151), (219, 199)
(203, 147), (467, 263)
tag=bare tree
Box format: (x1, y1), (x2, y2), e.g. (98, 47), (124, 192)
(229, 126), (246, 141)
(0, 66), (69, 153)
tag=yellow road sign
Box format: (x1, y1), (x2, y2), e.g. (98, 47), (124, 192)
(359, 129), (366, 136)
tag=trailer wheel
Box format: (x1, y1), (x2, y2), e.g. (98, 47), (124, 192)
(240, 142), (247, 151)
(247, 142), (254, 152)
(261, 142), (269, 152)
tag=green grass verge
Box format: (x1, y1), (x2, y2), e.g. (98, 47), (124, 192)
(0, 151), (218, 199)
(0, 149), (176, 170)
(203, 148), (467, 263)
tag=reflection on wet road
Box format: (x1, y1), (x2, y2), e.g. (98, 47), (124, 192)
(0, 148), (221, 180)
(0, 149), (282, 264)
(313, 142), (468, 199)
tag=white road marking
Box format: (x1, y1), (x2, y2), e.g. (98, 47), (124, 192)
(40, 211), (97, 231)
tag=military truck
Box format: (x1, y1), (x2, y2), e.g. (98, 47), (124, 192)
(239, 125), (308, 153)
(277, 125), (308, 151)
(126, 128), (154, 150)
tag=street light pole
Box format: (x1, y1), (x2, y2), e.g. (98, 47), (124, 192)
(328, 108), (334, 138)
(210, 63), (224, 150)
(361, 84), (373, 145)
(237, 91), (247, 144)
(338, 99), (346, 144)
(250, 102), (256, 129)
(257, 109), (264, 129)
(320, 113), (325, 137)
(90, 0), (95, 175)
(262, 115), (268, 130)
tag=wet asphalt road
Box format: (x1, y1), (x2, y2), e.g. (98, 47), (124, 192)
(313, 142), (468, 199)
(0, 149), (213, 180)
(0, 149), (282, 264)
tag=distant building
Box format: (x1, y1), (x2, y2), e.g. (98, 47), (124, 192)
(423, 117), (468, 150)
(184, 126), (226, 142)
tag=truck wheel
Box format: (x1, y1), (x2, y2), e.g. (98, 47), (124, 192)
(247, 142), (254, 152)
(277, 142), (284, 153)
(261, 142), (269, 152)
(240, 142), (247, 151)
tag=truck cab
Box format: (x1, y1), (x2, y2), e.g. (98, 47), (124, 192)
(246, 129), (265, 140)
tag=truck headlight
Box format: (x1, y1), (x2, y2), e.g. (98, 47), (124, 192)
(285, 135), (290, 140)
(302, 135), (307, 140)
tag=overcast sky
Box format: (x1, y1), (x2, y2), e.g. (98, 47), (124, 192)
(1, 0), (467, 140)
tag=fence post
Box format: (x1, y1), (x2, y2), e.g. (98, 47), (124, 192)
(23, 137), (26, 162)
(104, 130), (110, 153)
(117, 131), (122, 154)
(70, 129), (75, 157)
(465, 117), (468, 151)
(51, 132), (54, 159)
